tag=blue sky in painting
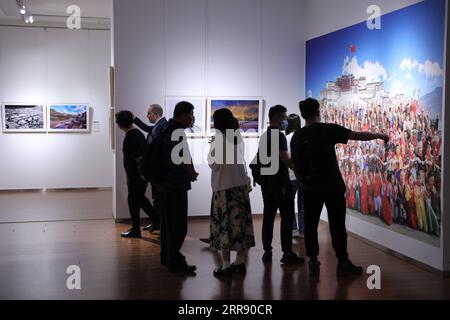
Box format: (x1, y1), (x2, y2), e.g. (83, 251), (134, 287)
(306, 0), (445, 101)
(49, 105), (88, 115)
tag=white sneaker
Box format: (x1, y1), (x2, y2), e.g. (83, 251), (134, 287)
(298, 231), (305, 239)
(292, 230), (300, 238)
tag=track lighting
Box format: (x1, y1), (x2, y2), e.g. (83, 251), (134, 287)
(16, 0), (34, 24)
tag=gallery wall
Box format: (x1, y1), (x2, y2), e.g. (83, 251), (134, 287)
(304, 0), (449, 271)
(0, 26), (113, 190)
(113, 0), (305, 219)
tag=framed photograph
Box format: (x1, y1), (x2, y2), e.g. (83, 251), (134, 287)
(207, 97), (263, 137)
(47, 104), (90, 132)
(1, 104), (46, 133)
(166, 97), (206, 137)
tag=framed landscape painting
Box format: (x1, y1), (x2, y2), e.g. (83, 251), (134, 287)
(207, 97), (263, 137)
(47, 104), (90, 132)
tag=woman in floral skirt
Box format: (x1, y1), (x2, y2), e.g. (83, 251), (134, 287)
(208, 108), (255, 278)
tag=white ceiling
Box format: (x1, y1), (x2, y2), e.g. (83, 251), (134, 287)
(0, 0), (112, 18)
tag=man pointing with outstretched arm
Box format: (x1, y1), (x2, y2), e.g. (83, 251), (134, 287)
(291, 98), (389, 276)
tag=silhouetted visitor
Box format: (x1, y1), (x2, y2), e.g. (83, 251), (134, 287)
(257, 105), (305, 265)
(286, 113), (305, 239)
(291, 98), (389, 276)
(134, 104), (168, 232)
(159, 101), (199, 274)
(115, 110), (157, 238)
(207, 108), (255, 278)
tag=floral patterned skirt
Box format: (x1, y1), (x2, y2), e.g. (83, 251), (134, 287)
(209, 185), (255, 251)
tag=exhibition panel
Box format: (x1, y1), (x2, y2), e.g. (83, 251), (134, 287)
(305, 0), (447, 270)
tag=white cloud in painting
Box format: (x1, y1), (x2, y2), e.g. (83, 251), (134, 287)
(342, 56), (388, 83)
(419, 60), (444, 77)
(399, 58), (419, 71)
(399, 58), (443, 78)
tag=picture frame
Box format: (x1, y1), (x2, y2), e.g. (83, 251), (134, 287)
(206, 97), (263, 137)
(166, 96), (206, 137)
(47, 104), (90, 133)
(1, 104), (47, 133)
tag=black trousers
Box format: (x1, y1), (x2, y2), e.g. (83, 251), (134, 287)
(160, 190), (188, 267)
(127, 177), (157, 230)
(303, 191), (348, 261)
(150, 184), (161, 227)
(261, 183), (294, 254)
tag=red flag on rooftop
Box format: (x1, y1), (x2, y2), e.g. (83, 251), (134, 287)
(350, 44), (357, 53)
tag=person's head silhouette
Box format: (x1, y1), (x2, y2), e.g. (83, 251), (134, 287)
(299, 98), (320, 121)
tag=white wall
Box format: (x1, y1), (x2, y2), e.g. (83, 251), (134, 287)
(304, 0), (449, 271)
(0, 27), (113, 190)
(113, 0), (305, 219)
(304, 0), (424, 40)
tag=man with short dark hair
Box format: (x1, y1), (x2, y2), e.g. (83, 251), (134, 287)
(291, 98), (389, 276)
(115, 110), (157, 238)
(258, 105), (305, 265)
(134, 104), (167, 232)
(159, 101), (199, 274)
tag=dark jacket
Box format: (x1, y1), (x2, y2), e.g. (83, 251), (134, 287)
(134, 116), (168, 144)
(159, 119), (193, 192)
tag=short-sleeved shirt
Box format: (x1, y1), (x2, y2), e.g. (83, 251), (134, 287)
(291, 123), (351, 193)
(123, 128), (146, 183)
(259, 126), (290, 187)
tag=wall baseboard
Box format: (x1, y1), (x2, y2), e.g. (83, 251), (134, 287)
(346, 228), (448, 277)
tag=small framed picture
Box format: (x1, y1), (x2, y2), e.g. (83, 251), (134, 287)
(47, 104), (90, 132)
(166, 97), (206, 137)
(207, 97), (263, 137)
(2, 104), (47, 133)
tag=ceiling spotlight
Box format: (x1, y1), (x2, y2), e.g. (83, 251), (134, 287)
(16, 0), (25, 10)
(16, 0), (35, 24)
(23, 13), (33, 24)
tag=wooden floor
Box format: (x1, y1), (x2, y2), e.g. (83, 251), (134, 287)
(0, 217), (449, 300)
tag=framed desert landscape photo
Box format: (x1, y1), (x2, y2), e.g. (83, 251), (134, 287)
(166, 96), (206, 137)
(47, 104), (90, 132)
(207, 97), (263, 137)
(1, 104), (47, 133)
